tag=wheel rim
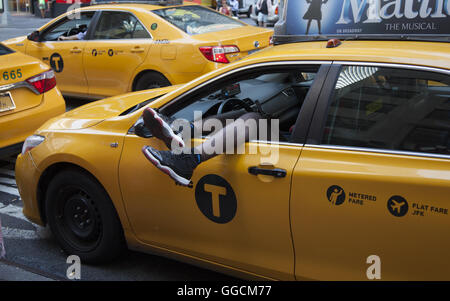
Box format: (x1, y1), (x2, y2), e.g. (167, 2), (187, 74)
(55, 186), (102, 252)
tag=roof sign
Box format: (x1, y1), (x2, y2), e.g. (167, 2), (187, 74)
(274, 0), (450, 44)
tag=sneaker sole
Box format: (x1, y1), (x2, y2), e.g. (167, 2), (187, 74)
(143, 108), (185, 149)
(142, 146), (191, 186)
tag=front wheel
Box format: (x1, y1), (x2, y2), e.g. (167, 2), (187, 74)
(45, 169), (125, 264)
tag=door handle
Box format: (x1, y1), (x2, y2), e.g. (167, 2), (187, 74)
(70, 47), (82, 53)
(248, 166), (286, 178)
(131, 47), (145, 53)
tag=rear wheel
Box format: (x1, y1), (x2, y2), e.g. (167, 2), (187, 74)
(45, 169), (125, 264)
(134, 72), (171, 91)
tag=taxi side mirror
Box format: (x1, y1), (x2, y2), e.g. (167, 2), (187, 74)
(27, 31), (41, 42)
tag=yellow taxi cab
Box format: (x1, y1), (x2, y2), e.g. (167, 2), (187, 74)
(14, 0), (450, 280)
(3, 2), (273, 100)
(0, 43), (65, 157)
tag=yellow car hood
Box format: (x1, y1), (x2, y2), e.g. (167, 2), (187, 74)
(43, 86), (180, 131)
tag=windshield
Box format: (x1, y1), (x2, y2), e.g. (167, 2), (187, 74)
(152, 5), (244, 35)
(0, 44), (14, 56)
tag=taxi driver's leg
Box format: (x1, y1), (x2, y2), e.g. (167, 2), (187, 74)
(193, 112), (262, 162)
(142, 112), (265, 186)
(142, 108), (186, 149)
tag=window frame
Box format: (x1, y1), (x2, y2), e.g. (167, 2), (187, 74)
(156, 61), (331, 145)
(307, 61), (450, 160)
(90, 10), (153, 41)
(39, 10), (98, 42)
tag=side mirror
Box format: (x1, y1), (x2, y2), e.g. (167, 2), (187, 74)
(27, 31), (41, 42)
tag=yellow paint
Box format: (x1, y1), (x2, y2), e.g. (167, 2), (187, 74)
(14, 38), (450, 280)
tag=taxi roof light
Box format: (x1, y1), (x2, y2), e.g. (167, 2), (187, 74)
(326, 39), (342, 48)
(26, 70), (56, 94)
(199, 45), (240, 64)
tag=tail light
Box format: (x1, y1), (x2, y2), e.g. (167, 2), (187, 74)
(26, 70), (56, 94)
(199, 45), (240, 64)
(275, 6), (278, 15)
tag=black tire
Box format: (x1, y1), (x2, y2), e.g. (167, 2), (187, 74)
(134, 72), (171, 91)
(247, 6), (252, 18)
(45, 169), (125, 264)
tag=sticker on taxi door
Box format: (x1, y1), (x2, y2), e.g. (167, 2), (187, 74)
(195, 174), (237, 224)
(50, 53), (64, 73)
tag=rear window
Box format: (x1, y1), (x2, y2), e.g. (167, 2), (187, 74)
(0, 44), (14, 56)
(152, 5), (244, 35)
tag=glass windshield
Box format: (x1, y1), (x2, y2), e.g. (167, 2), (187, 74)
(152, 5), (244, 35)
(0, 44), (13, 56)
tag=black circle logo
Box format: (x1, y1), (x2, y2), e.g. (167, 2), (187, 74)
(326, 185), (346, 206)
(387, 195), (408, 217)
(92, 49), (97, 56)
(195, 175), (237, 224)
(151, 23), (158, 30)
(108, 49), (114, 57)
(49, 53), (64, 73)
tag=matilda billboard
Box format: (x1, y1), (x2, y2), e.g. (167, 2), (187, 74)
(274, 0), (450, 43)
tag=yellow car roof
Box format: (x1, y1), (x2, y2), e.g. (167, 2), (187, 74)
(82, 3), (199, 11)
(247, 40), (450, 70)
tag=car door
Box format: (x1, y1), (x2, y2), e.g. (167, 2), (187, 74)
(83, 10), (152, 98)
(118, 62), (329, 280)
(291, 63), (450, 280)
(26, 11), (96, 96)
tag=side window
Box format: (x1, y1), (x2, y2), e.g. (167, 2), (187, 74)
(164, 66), (320, 142)
(41, 12), (95, 41)
(92, 11), (150, 40)
(322, 65), (450, 156)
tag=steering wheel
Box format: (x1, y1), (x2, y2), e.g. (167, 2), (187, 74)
(217, 98), (254, 115)
(67, 27), (80, 36)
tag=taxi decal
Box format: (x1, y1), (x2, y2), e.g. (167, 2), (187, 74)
(154, 39), (170, 44)
(326, 185), (345, 205)
(327, 185), (377, 207)
(388, 196), (450, 218)
(387, 195), (409, 217)
(2, 69), (22, 82)
(195, 174), (237, 224)
(151, 23), (158, 30)
(50, 53), (64, 73)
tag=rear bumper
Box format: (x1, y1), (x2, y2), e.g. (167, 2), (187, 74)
(0, 87), (66, 150)
(250, 13), (279, 24)
(239, 7), (250, 13)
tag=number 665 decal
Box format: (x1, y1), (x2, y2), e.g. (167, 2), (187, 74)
(2, 69), (23, 81)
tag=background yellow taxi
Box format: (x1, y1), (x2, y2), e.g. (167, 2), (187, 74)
(0, 43), (65, 157)
(3, 3), (273, 99)
(14, 37), (450, 280)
